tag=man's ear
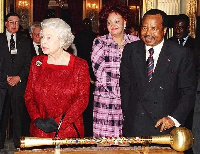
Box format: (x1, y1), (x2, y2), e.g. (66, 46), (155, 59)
(187, 25), (190, 33)
(163, 27), (167, 35)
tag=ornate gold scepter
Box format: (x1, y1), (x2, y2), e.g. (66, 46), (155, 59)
(20, 127), (193, 152)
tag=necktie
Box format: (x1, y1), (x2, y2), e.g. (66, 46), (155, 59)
(179, 38), (184, 46)
(37, 45), (43, 55)
(147, 48), (154, 82)
(10, 34), (15, 50)
(10, 34), (15, 61)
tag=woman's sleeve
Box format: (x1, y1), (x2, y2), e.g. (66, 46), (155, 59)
(91, 38), (110, 89)
(59, 59), (90, 129)
(24, 57), (41, 121)
(91, 38), (105, 76)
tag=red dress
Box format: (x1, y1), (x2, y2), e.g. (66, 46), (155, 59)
(24, 54), (90, 138)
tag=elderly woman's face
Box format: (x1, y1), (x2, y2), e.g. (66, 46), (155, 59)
(107, 12), (126, 37)
(40, 28), (61, 55)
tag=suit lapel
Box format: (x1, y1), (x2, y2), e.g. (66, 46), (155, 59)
(16, 33), (21, 52)
(150, 40), (171, 85)
(134, 41), (149, 86)
(14, 33), (23, 64)
(133, 40), (171, 89)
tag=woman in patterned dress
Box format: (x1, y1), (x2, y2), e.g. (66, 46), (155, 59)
(91, 0), (139, 137)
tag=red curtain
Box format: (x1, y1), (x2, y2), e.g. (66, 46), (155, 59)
(33, 0), (50, 22)
(68, 0), (83, 33)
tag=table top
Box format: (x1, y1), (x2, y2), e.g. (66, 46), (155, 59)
(15, 146), (184, 154)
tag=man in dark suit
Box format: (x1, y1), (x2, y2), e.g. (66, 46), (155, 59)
(169, 14), (195, 49)
(120, 9), (196, 137)
(169, 14), (198, 66)
(74, 18), (97, 137)
(169, 14), (199, 136)
(0, 12), (31, 149)
(29, 22), (42, 58)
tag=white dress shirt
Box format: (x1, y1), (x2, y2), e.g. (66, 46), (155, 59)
(33, 42), (40, 55)
(178, 34), (189, 46)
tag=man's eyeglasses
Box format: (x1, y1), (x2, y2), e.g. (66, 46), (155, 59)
(7, 20), (20, 25)
(33, 33), (40, 37)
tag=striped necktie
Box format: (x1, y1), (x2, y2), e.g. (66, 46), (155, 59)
(10, 34), (15, 50)
(10, 34), (15, 61)
(147, 48), (154, 82)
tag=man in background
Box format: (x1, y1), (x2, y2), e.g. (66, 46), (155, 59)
(0, 12), (31, 149)
(169, 14), (199, 134)
(127, 24), (139, 37)
(169, 14), (198, 67)
(29, 22), (42, 58)
(169, 14), (195, 49)
(74, 18), (97, 137)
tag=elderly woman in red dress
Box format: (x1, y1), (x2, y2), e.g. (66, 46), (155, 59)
(24, 18), (90, 138)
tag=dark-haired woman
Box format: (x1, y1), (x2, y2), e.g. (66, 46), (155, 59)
(91, 0), (139, 137)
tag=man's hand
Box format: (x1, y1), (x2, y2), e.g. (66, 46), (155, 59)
(7, 76), (21, 87)
(155, 117), (175, 132)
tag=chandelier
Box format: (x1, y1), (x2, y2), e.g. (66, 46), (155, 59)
(55, 0), (67, 8)
(18, 0), (29, 9)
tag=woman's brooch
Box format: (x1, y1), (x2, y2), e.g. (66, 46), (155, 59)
(36, 60), (42, 66)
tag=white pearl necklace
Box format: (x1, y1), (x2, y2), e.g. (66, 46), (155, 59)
(47, 51), (66, 65)
(117, 39), (125, 46)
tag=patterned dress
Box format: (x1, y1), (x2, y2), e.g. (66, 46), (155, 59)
(91, 33), (139, 137)
(25, 54), (90, 138)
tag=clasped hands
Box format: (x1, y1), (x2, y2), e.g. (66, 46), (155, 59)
(35, 118), (58, 133)
(155, 117), (175, 132)
(7, 76), (20, 87)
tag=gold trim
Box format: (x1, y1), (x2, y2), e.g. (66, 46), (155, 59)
(0, 0), (4, 33)
(186, 0), (197, 38)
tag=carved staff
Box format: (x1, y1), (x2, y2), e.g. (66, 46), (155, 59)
(20, 127), (193, 152)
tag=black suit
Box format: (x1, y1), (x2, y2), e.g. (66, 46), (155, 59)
(74, 29), (97, 137)
(169, 36), (195, 49)
(0, 50), (7, 120)
(192, 39), (200, 154)
(169, 36), (198, 67)
(30, 40), (37, 58)
(169, 36), (199, 132)
(120, 39), (196, 136)
(0, 32), (31, 148)
(30, 40), (43, 58)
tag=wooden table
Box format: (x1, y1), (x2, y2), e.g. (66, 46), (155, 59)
(15, 146), (184, 154)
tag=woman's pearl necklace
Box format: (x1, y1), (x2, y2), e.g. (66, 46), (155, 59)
(47, 51), (66, 65)
(117, 39), (125, 46)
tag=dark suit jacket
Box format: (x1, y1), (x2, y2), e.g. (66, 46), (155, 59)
(0, 50), (7, 119)
(0, 32), (31, 96)
(29, 39), (44, 58)
(120, 39), (196, 136)
(30, 40), (37, 58)
(169, 36), (195, 50)
(74, 30), (97, 81)
(169, 36), (199, 69)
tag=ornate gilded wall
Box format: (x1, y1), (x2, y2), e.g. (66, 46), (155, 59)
(0, 0), (4, 33)
(186, 0), (197, 38)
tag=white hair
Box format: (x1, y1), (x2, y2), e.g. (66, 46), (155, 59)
(41, 18), (74, 50)
(29, 22), (41, 33)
